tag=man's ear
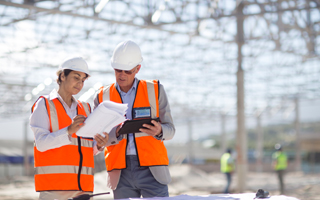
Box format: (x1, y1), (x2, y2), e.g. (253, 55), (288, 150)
(136, 65), (141, 73)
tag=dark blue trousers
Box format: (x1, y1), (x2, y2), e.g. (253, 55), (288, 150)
(224, 172), (232, 193)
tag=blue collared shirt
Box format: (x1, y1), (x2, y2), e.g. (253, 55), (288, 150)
(116, 78), (138, 155)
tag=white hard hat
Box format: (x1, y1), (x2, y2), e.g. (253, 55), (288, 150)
(110, 40), (143, 70)
(58, 56), (90, 76)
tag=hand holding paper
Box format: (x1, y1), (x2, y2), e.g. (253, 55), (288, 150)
(94, 132), (109, 149)
(76, 101), (128, 138)
(68, 115), (86, 135)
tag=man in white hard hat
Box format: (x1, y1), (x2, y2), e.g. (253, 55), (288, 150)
(30, 56), (109, 200)
(94, 40), (175, 199)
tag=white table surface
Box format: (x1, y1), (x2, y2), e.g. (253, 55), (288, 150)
(118, 193), (300, 200)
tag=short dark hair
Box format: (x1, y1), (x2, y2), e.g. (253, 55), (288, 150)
(56, 69), (72, 85)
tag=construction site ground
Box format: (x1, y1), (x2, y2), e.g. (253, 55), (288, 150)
(0, 164), (319, 200)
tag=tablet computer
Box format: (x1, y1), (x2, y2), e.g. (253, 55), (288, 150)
(118, 118), (160, 135)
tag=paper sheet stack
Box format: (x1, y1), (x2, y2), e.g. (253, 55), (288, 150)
(76, 101), (128, 137)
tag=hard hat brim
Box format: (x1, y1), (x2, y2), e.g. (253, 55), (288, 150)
(56, 68), (90, 77)
(111, 57), (143, 71)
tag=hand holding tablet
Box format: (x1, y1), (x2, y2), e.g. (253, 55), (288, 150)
(118, 118), (160, 135)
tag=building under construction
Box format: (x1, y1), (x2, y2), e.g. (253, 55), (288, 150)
(0, 0), (319, 196)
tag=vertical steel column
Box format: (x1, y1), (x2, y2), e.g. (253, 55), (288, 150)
(236, 1), (247, 193)
(294, 98), (301, 171)
(306, 0), (315, 54)
(220, 112), (227, 153)
(23, 118), (30, 176)
(188, 120), (194, 164)
(256, 114), (263, 172)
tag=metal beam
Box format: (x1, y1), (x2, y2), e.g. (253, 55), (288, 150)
(0, 1), (183, 35)
(236, 1), (247, 193)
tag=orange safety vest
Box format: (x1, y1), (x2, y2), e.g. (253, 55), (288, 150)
(32, 96), (94, 192)
(98, 80), (169, 171)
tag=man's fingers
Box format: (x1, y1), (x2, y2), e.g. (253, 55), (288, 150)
(95, 132), (109, 147)
(139, 127), (157, 136)
(143, 121), (160, 130)
(139, 128), (150, 134)
(102, 132), (109, 138)
(151, 120), (159, 126)
(140, 121), (161, 137)
(142, 123), (151, 129)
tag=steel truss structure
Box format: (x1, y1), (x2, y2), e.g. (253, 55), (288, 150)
(0, 0), (319, 120)
(0, 0), (319, 191)
(0, 0), (319, 119)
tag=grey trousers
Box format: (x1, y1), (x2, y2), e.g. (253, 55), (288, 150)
(276, 170), (285, 194)
(113, 155), (169, 199)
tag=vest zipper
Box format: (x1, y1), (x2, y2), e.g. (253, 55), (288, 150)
(125, 135), (129, 169)
(132, 133), (141, 167)
(77, 136), (83, 191)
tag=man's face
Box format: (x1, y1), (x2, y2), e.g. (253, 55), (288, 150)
(114, 65), (141, 93)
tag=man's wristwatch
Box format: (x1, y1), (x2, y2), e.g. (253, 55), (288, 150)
(155, 132), (163, 140)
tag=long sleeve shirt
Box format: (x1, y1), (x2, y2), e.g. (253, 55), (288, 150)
(93, 78), (175, 152)
(30, 89), (101, 154)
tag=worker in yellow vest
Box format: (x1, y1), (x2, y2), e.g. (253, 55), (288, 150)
(93, 40), (175, 199)
(272, 144), (288, 194)
(30, 57), (109, 200)
(220, 148), (235, 193)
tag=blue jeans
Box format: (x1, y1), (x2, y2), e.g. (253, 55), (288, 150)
(224, 172), (232, 193)
(113, 155), (169, 199)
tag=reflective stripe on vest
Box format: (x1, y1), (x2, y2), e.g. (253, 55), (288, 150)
(99, 80), (169, 171)
(32, 96), (94, 192)
(35, 165), (94, 175)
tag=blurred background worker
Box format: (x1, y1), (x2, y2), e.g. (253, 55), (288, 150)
(272, 144), (288, 195)
(30, 57), (109, 200)
(220, 148), (235, 194)
(94, 40), (175, 199)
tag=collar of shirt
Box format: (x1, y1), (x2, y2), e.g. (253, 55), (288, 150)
(116, 78), (138, 95)
(48, 89), (78, 111)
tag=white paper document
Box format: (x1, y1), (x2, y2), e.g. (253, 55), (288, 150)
(76, 101), (128, 137)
